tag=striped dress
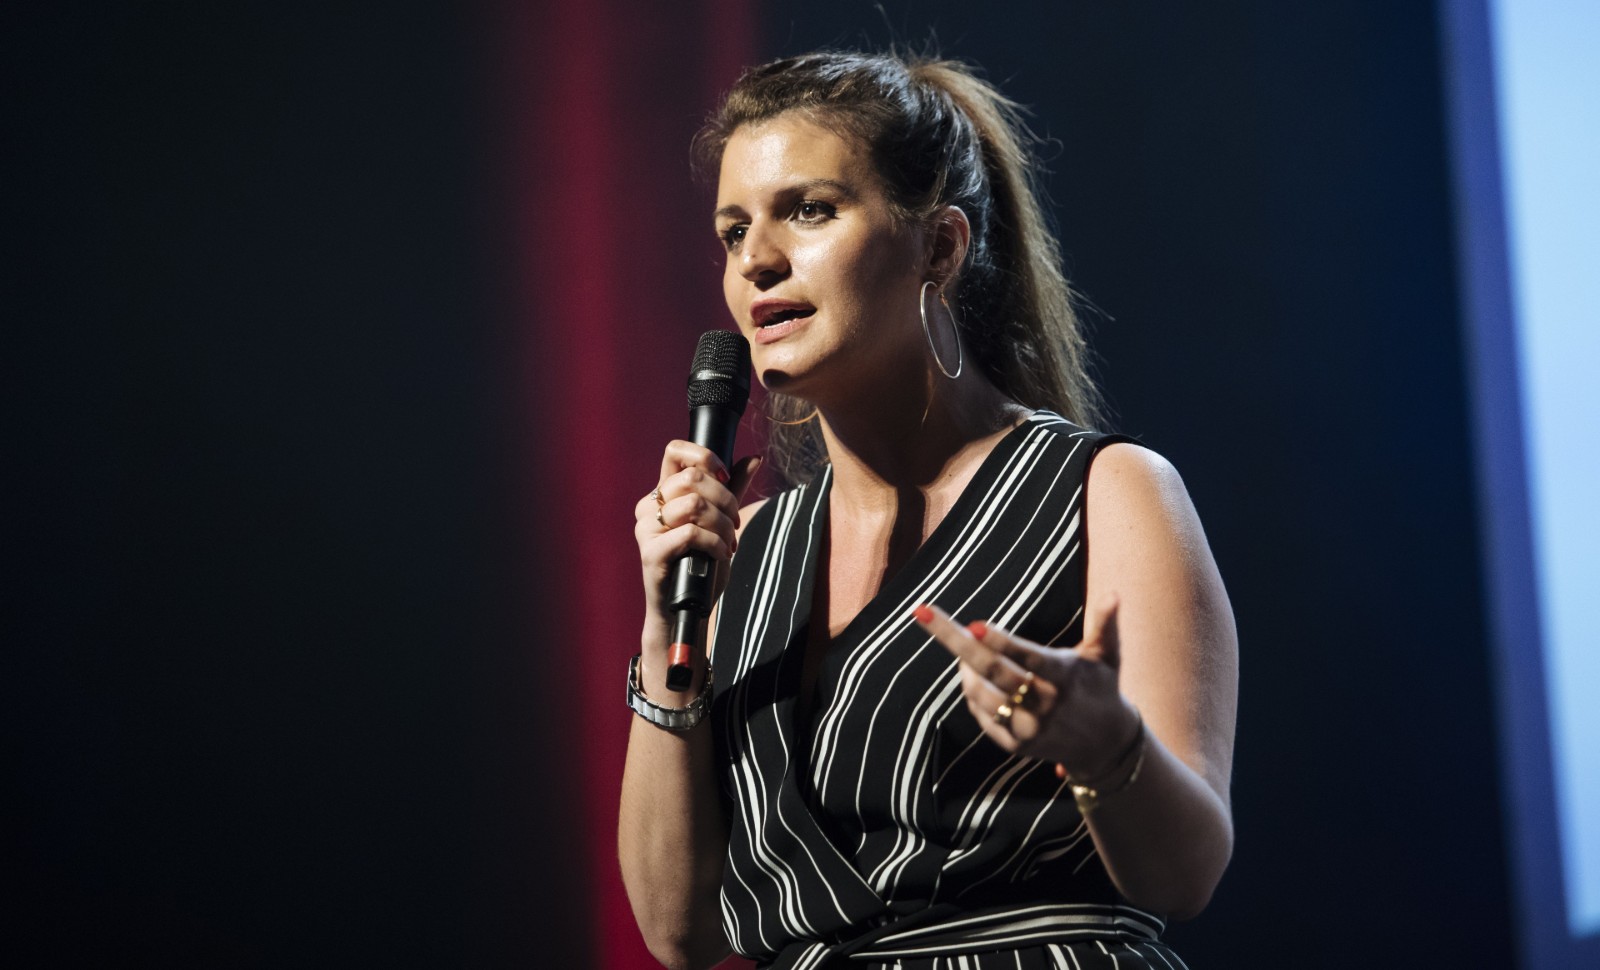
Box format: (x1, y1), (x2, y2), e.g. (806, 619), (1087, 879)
(710, 413), (1188, 970)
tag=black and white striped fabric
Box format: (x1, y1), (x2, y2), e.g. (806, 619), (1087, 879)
(710, 413), (1188, 970)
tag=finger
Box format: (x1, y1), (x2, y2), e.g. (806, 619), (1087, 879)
(958, 663), (1021, 752)
(912, 604), (1033, 694)
(636, 503), (721, 556)
(961, 618), (1063, 718)
(659, 439), (732, 486)
(640, 522), (732, 566)
(915, 608), (1036, 723)
(660, 464), (743, 526)
(656, 491), (741, 557)
(1078, 597), (1121, 668)
(656, 489), (721, 531)
(957, 663), (1058, 753)
(968, 620), (1055, 675)
(637, 471), (735, 545)
(652, 475), (740, 553)
(636, 490), (663, 523)
(635, 485), (720, 534)
(959, 649), (1058, 745)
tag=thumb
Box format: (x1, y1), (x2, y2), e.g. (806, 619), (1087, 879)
(1079, 596), (1121, 669)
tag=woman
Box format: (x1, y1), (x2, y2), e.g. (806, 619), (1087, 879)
(621, 50), (1237, 970)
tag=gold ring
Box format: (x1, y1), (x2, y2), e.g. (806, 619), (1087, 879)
(656, 508), (666, 528)
(1007, 670), (1035, 710)
(652, 487), (664, 506)
(993, 702), (1015, 729)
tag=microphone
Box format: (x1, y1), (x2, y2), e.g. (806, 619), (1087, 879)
(665, 330), (751, 692)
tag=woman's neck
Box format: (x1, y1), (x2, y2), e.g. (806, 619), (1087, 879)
(814, 369), (1026, 518)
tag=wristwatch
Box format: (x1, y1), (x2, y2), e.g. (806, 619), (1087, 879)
(626, 654), (713, 731)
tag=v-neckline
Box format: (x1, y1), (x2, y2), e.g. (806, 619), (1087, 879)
(797, 413), (1037, 659)
(784, 411), (1039, 764)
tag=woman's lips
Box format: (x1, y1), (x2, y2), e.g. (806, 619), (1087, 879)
(752, 312), (812, 344)
(749, 299), (816, 345)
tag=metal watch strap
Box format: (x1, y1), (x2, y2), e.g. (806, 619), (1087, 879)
(626, 654), (712, 731)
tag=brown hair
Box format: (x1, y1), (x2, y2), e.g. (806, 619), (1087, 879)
(696, 50), (1103, 485)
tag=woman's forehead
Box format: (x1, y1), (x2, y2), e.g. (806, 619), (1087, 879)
(717, 116), (873, 199)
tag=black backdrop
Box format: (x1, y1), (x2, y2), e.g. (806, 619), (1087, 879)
(7, 3), (503, 964)
(5, 1), (1516, 966)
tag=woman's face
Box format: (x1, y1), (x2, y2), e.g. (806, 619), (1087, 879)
(715, 113), (930, 401)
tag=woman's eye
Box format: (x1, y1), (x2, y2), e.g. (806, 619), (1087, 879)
(794, 200), (835, 223)
(719, 225), (747, 250)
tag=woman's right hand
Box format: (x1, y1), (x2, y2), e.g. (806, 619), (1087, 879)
(634, 441), (759, 654)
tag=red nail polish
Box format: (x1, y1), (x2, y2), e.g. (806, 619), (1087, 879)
(967, 621), (989, 640)
(912, 605), (934, 624)
(714, 467), (730, 484)
(1055, 763), (1067, 780)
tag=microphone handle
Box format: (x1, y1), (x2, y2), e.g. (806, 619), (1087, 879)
(689, 403), (740, 479)
(665, 403), (740, 692)
(666, 610), (703, 693)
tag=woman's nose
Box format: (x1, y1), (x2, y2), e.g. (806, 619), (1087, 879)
(738, 223), (789, 283)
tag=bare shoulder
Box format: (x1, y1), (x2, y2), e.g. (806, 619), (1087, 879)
(1075, 441), (1203, 550)
(1082, 440), (1221, 600)
(1085, 441), (1191, 525)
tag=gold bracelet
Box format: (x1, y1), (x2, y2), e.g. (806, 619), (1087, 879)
(1065, 710), (1146, 814)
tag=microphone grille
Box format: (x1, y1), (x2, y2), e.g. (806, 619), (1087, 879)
(687, 330), (751, 411)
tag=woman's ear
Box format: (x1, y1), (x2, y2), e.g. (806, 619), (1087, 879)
(925, 205), (972, 287)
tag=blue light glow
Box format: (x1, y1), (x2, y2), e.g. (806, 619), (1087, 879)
(1491, 0), (1600, 938)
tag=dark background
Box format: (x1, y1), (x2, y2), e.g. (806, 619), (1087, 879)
(5, 0), (1513, 966)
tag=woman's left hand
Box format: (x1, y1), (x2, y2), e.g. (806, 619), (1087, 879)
(912, 601), (1141, 781)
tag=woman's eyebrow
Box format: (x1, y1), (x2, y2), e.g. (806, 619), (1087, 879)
(787, 177), (857, 199)
(713, 178), (859, 221)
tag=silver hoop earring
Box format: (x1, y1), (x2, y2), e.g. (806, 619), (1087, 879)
(919, 280), (963, 379)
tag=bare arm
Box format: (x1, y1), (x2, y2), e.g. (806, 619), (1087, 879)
(619, 666), (731, 970)
(916, 442), (1238, 919)
(618, 442), (762, 969)
(1077, 442), (1236, 916)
